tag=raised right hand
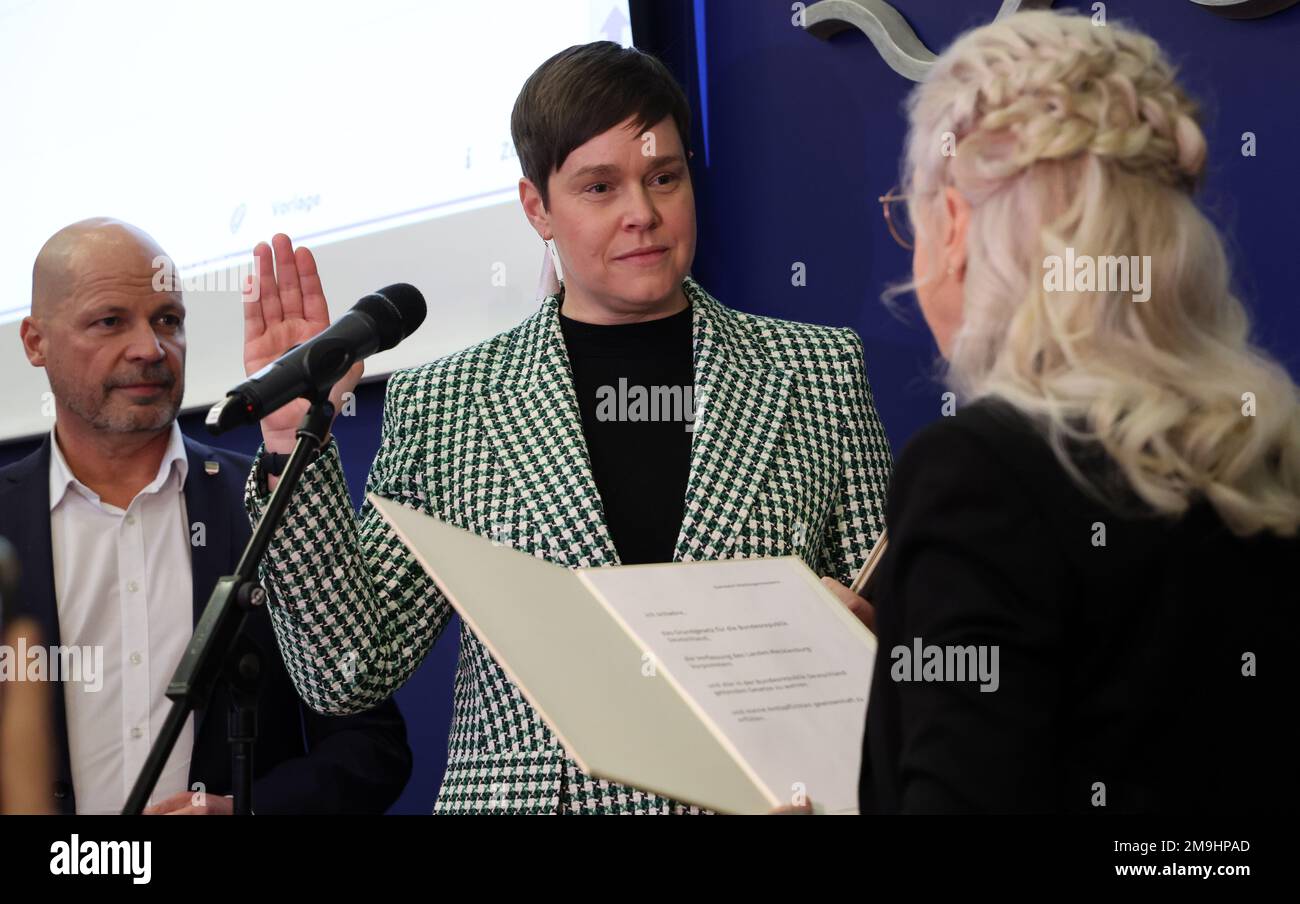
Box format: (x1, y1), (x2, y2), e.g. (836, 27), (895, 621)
(243, 234), (363, 453)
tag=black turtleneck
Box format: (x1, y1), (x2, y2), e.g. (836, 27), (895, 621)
(559, 304), (695, 565)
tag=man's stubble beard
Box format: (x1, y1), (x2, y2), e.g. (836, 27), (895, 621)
(48, 368), (183, 435)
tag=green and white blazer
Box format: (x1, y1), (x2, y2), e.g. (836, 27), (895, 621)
(245, 277), (891, 814)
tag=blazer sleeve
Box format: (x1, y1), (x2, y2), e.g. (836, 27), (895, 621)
(870, 413), (1070, 813)
(250, 697), (413, 814)
(816, 328), (891, 583)
(244, 369), (453, 716)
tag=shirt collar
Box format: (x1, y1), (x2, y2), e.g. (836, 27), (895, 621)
(49, 421), (189, 512)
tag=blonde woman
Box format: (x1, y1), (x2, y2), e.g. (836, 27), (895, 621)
(851, 11), (1298, 813)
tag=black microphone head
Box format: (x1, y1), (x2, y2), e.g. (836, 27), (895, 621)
(355, 283), (426, 351)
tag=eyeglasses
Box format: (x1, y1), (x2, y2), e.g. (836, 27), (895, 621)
(878, 187), (913, 251)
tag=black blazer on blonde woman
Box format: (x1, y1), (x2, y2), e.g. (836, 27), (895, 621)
(859, 399), (1291, 814)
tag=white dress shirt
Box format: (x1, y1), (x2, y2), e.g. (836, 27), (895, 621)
(49, 422), (196, 814)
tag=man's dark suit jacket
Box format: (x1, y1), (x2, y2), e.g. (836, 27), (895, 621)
(861, 399), (1291, 814)
(0, 433), (412, 814)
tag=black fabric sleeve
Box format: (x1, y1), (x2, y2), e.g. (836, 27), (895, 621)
(251, 698), (412, 814)
(870, 414), (1072, 813)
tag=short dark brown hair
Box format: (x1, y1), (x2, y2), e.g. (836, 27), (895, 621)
(510, 41), (692, 208)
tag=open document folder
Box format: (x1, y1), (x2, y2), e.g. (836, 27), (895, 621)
(370, 494), (878, 815)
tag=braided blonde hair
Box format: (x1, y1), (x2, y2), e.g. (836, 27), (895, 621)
(899, 10), (1300, 537)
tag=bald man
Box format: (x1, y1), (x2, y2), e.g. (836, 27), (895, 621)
(0, 218), (411, 814)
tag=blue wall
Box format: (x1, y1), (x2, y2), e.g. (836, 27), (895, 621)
(3, 0), (1297, 813)
(674, 0), (1300, 451)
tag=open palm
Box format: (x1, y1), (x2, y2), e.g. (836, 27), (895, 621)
(243, 234), (362, 451)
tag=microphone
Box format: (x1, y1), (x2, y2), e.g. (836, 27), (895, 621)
(0, 535), (19, 631)
(207, 283), (426, 435)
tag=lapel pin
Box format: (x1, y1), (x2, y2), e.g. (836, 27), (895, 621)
(204, 460), (220, 476)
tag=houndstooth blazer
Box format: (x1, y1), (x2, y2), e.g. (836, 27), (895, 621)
(245, 277), (891, 814)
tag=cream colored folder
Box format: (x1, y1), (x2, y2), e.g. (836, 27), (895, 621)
(370, 494), (877, 815)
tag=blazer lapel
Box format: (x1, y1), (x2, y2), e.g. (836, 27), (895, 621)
(181, 438), (233, 740)
(674, 279), (793, 561)
(475, 295), (619, 568)
(0, 435), (76, 813)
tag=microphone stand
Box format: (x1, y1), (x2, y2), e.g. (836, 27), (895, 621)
(123, 398), (335, 815)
